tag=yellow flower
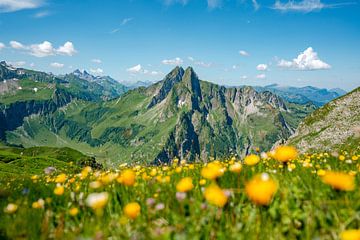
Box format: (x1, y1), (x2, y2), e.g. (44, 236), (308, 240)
(69, 207), (79, 216)
(245, 173), (277, 206)
(321, 171), (355, 191)
(340, 229), (360, 240)
(199, 179), (206, 186)
(339, 155), (346, 161)
(204, 184), (228, 207)
(244, 154), (260, 166)
(124, 202), (141, 219)
(4, 203), (18, 214)
(80, 166), (92, 179)
(317, 169), (326, 176)
(86, 192), (109, 210)
(351, 156), (358, 161)
(54, 185), (65, 196)
(55, 173), (67, 183)
(273, 146), (298, 163)
(117, 169), (136, 186)
(176, 177), (194, 192)
(201, 162), (224, 180)
(229, 162), (242, 173)
(32, 199), (45, 209)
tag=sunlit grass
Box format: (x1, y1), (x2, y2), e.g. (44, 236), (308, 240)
(1, 146), (360, 239)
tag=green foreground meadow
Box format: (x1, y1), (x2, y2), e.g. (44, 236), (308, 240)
(1, 146), (360, 240)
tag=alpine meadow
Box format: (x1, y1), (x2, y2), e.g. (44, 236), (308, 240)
(0, 0), (359, 239)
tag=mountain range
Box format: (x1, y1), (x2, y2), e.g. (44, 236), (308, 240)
(1, 61), (356, 165)
(253, 84), (346, 106)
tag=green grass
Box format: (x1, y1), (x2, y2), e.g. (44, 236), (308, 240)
(0, 147), (359, 239)
(0, 146), (100, 180)
(0, 79), (54, 105)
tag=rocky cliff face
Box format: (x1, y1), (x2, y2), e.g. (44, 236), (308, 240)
(0, 89), (73, 140)
(287, 87), (360, 152)
(2, 66), (315, 164)
(150, 67), (304, 163)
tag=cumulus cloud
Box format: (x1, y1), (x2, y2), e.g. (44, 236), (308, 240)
(90, 68), (104, 75)
(272, 0), (353, 13)
(30, 41), (54, 57)
(0, 42), (5, 50)
(10, 41), (26, 49)
(256, 64), (268, 71)
(256, 74), (266, 79)
(278, 47), (331, 70)
(162, 57), (183, 65)
(50, 62), (64, 68)
(8, 40), (77, 57)
(239, 50), (249, 57)
(127, 64), (143, 73)
(92, 59), (102, 64)
(0, 0), (44, 12)
(57, 41), (77, 56)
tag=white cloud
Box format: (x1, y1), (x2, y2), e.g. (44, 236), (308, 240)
(127, 64), (143, 73)
(30, 41), (54, 57)
(256, 74), (266, 79)
(256, 64), (268, 71)
(90, 68), (104, 75)
(252, 0), (260, 10)
(240, 75), (248, 79)
(33, 10), (50, 18)
(278, 47), (331, 70)
(0, 0), (44, 12)
(239, 50), (249, 57)
(9, 40), (77, 57)
(150, 71), (162, 76)
(0, 42), (5, 50)
(56, 41), (76, 56)
(188, 56), (194, 61)
(162, 57), (183, 65)
(10, 40), (26, 49)
(272, 0), (352, 13)
(121, 18), (133, 26)
(92, 59), (102, 64)
(50, 62), (64, 68)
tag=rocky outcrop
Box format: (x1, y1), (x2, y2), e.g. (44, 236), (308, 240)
(287, 87), (360, 152)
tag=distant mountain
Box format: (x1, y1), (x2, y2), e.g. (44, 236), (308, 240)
(287, 87), (360, 152)
(254, 84), (346, 106)
(0, 61), (128, 140)
(2, 66), (316, 165)
(65, 69), (129, 100)
(121, 80), (154, 89)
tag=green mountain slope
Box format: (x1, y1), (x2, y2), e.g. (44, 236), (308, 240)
(0, 61), (128, 140)
(3, 67), (315, 165)
(287, 87), (360, 152)
(0, 146), (101, 180)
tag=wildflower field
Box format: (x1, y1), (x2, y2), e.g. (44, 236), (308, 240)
(1, 146), (360, 240)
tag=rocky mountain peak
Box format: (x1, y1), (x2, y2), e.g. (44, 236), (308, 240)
(147, 66), (185, 108)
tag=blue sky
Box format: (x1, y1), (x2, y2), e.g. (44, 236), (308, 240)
(0, 0), (359, 90)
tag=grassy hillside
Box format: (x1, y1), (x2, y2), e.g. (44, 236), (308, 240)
(0, 146), (100, 181)
(287, 87), (360, 152)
